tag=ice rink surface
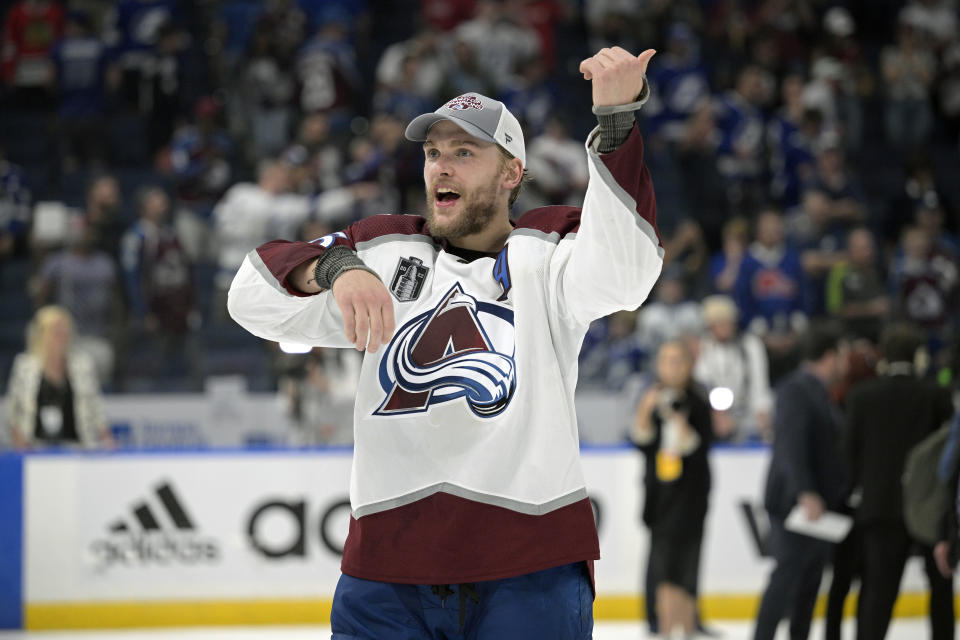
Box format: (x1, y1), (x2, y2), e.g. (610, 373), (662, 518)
(0, 619), (950, 639)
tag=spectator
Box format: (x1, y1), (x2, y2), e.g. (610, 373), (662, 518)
(241, 21), (296, 160)
(295, 14), (361, 128)
(753, 324), (848, 640)
(1, 0), (65, 107)
(767, 75), (821, 211)
(373, 53), (435, 123)
(578, 310), (644, 391)
(802, 56), (860, 151)
(252, 0), (307, 64)
(791, 189), (850, 316)
(499, 56), (559, 136)
(714, 65), (769, 212)
(663, 220), (708, 299)
(4, 305), (111, 448)
(644, 22), (711, 144)
(167, 96), (234, 212)
(885, 154), (951, 246)
(105, 0), (180, 108)
(735, 208), (808, 381)
(889, 226), (959, 353)
(635, 267), (703, 360)
(439, 37), (496, 105)
(213, 158), (315, 299)
(0, 141), (32, 264)
(709, 217), (748, 294)
(455, 0), (540, 92)
(632, 340), (712, 640)
(83, 174), (125, 265)
(940, 39), (960, 145)
(524, 115), (588, 208)
(805, 139), (867, 232)
(693, 295), (773, 442)
(49, 10), (115, 175)
(284, 112), (343, 195)
(826, 227), (889, 343)
(33, 215), (120, 383)
(915, 200), (960, 258)
(141, 21), (189, 158)
(846, 324), (955, 640)
(376, 28), (447, 105)
(882, 14), (937, 149)
(120, 186), (197, 378)
(900, 0), (957, 54)
(675, 102), (728, 248)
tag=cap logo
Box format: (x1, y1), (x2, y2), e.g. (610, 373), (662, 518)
(446, 95), (484, 111)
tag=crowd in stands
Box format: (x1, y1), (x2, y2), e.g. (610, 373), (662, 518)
(1, 0), (959, 443)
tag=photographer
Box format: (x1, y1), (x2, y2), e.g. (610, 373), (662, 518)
(631, 340), (713, 639)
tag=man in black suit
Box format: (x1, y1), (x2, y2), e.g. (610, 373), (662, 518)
(846, 324), (955, 640)
(753, 324), (848, 640)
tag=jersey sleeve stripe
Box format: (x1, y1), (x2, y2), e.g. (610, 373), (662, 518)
(591, 124), (663, 252)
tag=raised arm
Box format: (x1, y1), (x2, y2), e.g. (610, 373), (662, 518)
(546, 47), (664, 326)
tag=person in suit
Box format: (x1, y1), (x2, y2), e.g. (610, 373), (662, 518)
(846, 324), (955, 640)
(753, 323), (848, 640)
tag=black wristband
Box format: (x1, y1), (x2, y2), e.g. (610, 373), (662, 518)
(312, 246), (380, 289)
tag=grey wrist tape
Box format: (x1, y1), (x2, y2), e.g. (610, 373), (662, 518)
(596, 110), (636, 154)
(593, 75), (650, 153)
(312, 246), (380, 289)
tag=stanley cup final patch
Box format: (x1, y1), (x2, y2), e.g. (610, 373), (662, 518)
(390, 257), (429, 302)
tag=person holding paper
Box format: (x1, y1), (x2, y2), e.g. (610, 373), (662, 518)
(753, 324), (848, 640)
(846, 324), (955, 640)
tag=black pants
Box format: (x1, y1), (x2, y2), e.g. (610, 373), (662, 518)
(825, 524), (862, 640)
(753, 519), (832, 640)
(857, 521), (954, 640)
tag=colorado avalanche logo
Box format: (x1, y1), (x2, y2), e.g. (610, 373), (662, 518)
(446, 95), (484, 111)
(375, 283), (516, 417)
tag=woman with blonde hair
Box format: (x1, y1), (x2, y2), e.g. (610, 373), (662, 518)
(633, 340), (713, 639)
(5, 306), (111, 448)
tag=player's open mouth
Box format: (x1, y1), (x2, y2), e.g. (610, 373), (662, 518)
(435, 187), (461, 208)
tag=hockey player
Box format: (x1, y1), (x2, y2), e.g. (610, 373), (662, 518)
(229, 46), (662, 639)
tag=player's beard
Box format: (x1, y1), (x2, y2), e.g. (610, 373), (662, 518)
(425, 174), (501, 241)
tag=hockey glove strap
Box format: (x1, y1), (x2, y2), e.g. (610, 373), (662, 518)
(593, 75), (650, 153)
(313, 245), (380, 290)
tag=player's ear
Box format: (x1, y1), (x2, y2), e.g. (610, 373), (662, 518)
(501, 157), (523, 190)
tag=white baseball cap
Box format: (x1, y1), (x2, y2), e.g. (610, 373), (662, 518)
(405, 93), (526, 167)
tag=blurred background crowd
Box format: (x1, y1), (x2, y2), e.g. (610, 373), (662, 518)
(1, 0), (960, 445)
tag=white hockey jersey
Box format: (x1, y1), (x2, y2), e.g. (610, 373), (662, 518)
(228, 124), (664, 584)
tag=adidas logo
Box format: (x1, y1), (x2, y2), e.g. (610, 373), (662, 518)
(89, 481), (220, 571)
(108, 482), (195, 533)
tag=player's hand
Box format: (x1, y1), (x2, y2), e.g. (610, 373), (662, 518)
(579, 47), (656, 107)
(332, 270), (395, 352)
